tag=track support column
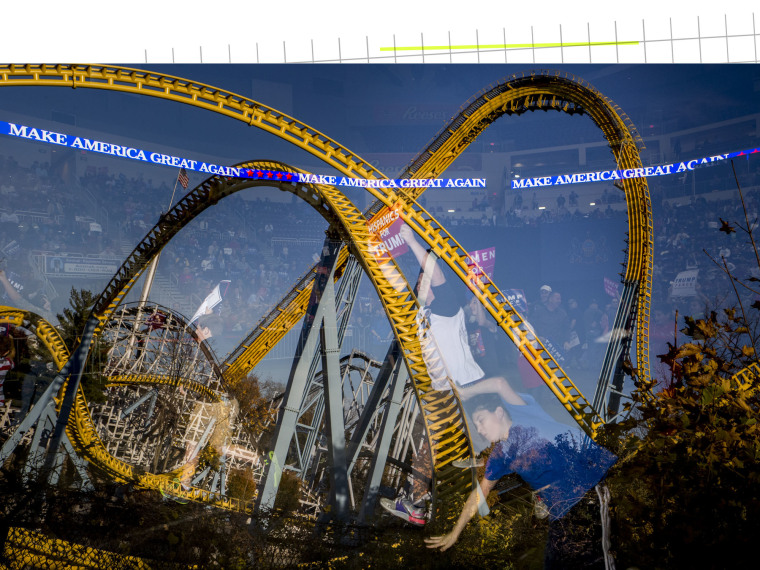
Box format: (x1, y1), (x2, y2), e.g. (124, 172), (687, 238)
(358, 353), (409, 522)
(255, 234), (346, 517)
(318, 253), (350, 520)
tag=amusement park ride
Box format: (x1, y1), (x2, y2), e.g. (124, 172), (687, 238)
(0, 64), (654, 560)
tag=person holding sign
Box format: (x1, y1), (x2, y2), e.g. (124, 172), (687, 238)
(396, 224), (518, 405)
(379, 224), (522, 525)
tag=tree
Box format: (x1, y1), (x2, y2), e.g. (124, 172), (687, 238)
(55, 287), (110, 404)
(229, 374), (278, 442)
(599, 163), (760, 568)
(599, 311), (760, 567)
(55, 288), (98, 348)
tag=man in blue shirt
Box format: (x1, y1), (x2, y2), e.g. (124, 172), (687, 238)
(425, 387), (616, 567)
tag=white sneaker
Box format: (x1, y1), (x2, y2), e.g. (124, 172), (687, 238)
(380, 497), (427, 526)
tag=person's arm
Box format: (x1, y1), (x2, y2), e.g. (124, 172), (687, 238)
(0, 270), (23, 304)
(3, 341), (15, 363)
(424, 477), (497, 551)
(399, 224), (445, 287)
(457, 376), (526, 406)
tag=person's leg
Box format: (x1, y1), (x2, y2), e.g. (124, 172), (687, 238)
(380, 427), (435, 525)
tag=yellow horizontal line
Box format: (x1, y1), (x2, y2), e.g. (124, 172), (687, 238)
(380, 41), (639, 52)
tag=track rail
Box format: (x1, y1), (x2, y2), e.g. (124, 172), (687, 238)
(105, 374), (220, 402)
(0, 64), (389, 183)
(3, 526), (196, 570)
(224, 70), (653, 392)
(731, 362), (760, 389)
(1, 67), (652, 514)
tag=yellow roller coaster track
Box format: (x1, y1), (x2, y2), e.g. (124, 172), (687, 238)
(0, 308), (69, 370)
(3, 526), (197, 570)
(223, 70), (653, 396)
(0, 156), (478, 507)
(397, 71), (653, 389)
(0, 306), (247, 513)
(0, 66), (652, 511)
(105, 374), (221, 402)
(0, 64), (384, 181)
(0, 64), (651, 390)
(730, 362), (760, 390)
(25, 155), (590, 507)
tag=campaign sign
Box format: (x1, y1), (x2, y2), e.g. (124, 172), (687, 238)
(671, 269), (699, 297)
(503, 289), (528, 314)
(62, 260), (119, 275)
(463, 246), (495, 292)
(367, 200), (408, 262)
(465, 247), (495, 278)
(43, 254), (119, 277)
(1, 240), (21, 258)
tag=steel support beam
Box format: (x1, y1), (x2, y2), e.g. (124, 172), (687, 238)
(21, 400), (93, 491)
(346, 341), (401, 473)
(359, 357), (409, 522)
(296, 255), (362, 485)
(593, 281), (638, 420)
(318, 265), (349, 520)
(255, 234), (343, 514)
(120, 388), (158, 419)
(42, 316), (99, 474)
(1, 359), (71, 465)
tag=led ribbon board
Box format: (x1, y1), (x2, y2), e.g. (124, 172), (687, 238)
(511, 149), (759, 189)
(0, 120), (485, 189)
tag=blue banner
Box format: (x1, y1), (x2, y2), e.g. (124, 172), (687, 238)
(0, 120), (485, 189)
(511, 149), (758, 189)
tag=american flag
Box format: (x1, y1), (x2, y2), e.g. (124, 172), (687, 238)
(178, 167), (189, 189)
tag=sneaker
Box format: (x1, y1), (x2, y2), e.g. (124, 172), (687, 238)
(380, 497), (427, 526)
(452, 457), (484, 469)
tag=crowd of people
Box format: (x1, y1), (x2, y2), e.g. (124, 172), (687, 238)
(1, 148), (759, 366)
(0, 158), (328, 352)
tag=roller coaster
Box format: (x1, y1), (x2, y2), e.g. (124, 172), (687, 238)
(0, 65), (653, 558)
